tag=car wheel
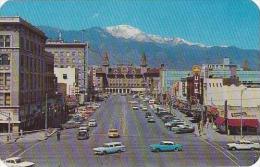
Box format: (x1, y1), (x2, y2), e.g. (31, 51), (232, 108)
(174, 147), (179, 152)
(155, 148), (160, 152)
(103, 151), (107, 155)
(251, 147), (255, 151)
(231, 147), (236, 151)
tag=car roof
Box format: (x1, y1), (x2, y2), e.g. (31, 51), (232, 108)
(104, 142), (122, 145)
(161, 141), (174, 144)
(5, 157), (21, 161)
(89, 119), (96, 121)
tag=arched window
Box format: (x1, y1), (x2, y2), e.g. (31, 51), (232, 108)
(0, 54), (10, 65)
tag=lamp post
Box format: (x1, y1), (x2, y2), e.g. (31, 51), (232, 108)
(45, 93), (48, 137)
(240, 87), (247, 139)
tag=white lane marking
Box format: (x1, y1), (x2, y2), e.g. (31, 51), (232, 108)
(199, 137), (239, 166)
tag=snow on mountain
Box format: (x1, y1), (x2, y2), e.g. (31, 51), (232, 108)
(105, 25), (211, 47)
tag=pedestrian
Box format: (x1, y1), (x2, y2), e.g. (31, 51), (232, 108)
(57, 130), (61, 141)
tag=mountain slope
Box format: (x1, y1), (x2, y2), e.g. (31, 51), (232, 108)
(39, 25), (260, 70)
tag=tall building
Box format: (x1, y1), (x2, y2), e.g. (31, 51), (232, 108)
(45, 41), (87, 102)
(0, 17), (56, 133)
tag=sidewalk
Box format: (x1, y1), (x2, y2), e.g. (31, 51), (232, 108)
(0, 128), (57, 144)
(173, 108), (260, 143)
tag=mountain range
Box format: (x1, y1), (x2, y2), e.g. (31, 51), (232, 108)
(39, 25), (260, 70)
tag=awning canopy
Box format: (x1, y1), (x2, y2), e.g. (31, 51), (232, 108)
(215, 117), (259, 128)
(228, 119), (259, 128)
(215, 117), (225, 125)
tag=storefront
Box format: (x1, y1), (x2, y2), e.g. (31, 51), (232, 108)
(215, 111), (259, 135)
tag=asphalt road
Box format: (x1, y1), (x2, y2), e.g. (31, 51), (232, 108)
(18, 95), (258, 167)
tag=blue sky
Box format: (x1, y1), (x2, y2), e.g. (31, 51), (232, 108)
(0, 0), (259, 49)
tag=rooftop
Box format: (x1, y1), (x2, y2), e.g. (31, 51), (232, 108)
(0, 16), (46, 38)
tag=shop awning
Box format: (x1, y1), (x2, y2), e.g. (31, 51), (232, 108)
(208, 106), (218, 114)
(228, 119), (259, 128)
(215, 117), (225, 125)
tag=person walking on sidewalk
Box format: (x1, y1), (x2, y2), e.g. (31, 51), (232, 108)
(57, 130), (61, 141)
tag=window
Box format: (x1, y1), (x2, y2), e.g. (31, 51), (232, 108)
(0, 74), (4, 85)
(216, 83), (218, 87)
(212, 83), (215, 87)
(5, 73), (10, 85)
(220, 83), (222, 87)
(5, 93), (10, 106)
(0, 35), (11, 47)
(63, 74), (68, 79)
(0, 54), (10, 65)
(0, 93), (3, 106)
(209, 83), (211, 87)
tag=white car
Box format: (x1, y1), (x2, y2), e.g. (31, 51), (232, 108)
(93, 142), (126, 155)
(4, 157), (35, 167)
(227, 140), (260, 150)
(88, 119), (97, 127)
(142, 106), (148, 111)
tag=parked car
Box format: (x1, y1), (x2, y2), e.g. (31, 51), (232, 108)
(175, 125), (195, 134)
(147, 118), (156, 123)
(88, 119), (97, 127)
(145, 112), (152, 118)
(77, 130), (89, 140)
(61, 121), (80, 129)
(108, 129), (120, 138)
(132, 106), (139, 110)
(150, 141), (183, 152)
(78, 125), (89, 132)
(227, 140), (260, 150)
(142, 106), (148, 111)
(165, 121), (185, 129)
(93, 142), (126, 155)
(4, 157), (35, 167)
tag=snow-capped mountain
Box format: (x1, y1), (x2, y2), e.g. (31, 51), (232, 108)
(39, 25), (260, 69)
(105, 25), (210, 47)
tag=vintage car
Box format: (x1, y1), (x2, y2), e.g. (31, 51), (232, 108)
(108, 129), (120, 138)
(4, 157), (35, 167)
(88, 119), (97, 127)
(227, 140), (260, 150)
(150, 141), (183, 152)
(61, 120), (80, 129)
(77, 130), (89, 140)
(147, 117), (156, 123)
(174, 125), (195, 134)
(93, 142), (126, 155)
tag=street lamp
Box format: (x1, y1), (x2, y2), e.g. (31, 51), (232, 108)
(240, 87), (247, 139)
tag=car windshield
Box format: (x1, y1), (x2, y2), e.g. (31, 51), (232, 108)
(15, 159), (22, 163)
(2, 1), (259, 167)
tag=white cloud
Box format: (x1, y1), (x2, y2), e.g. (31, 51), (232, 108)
(252, 0), (260, 9)
(0, 0), (9, 9)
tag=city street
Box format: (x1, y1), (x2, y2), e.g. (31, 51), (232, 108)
(13, 95), (258, 167)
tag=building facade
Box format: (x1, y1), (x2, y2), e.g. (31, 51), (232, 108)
(54, 67), (78, 96)
(0, 17), (56, 133)
(45, 41), (87, 100)
(160, 70), (191, 94)
(95, 53), (160, 96)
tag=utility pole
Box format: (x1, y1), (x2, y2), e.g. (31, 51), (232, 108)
(45, 93), (48, 137)
(8, 113), (11, 140)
